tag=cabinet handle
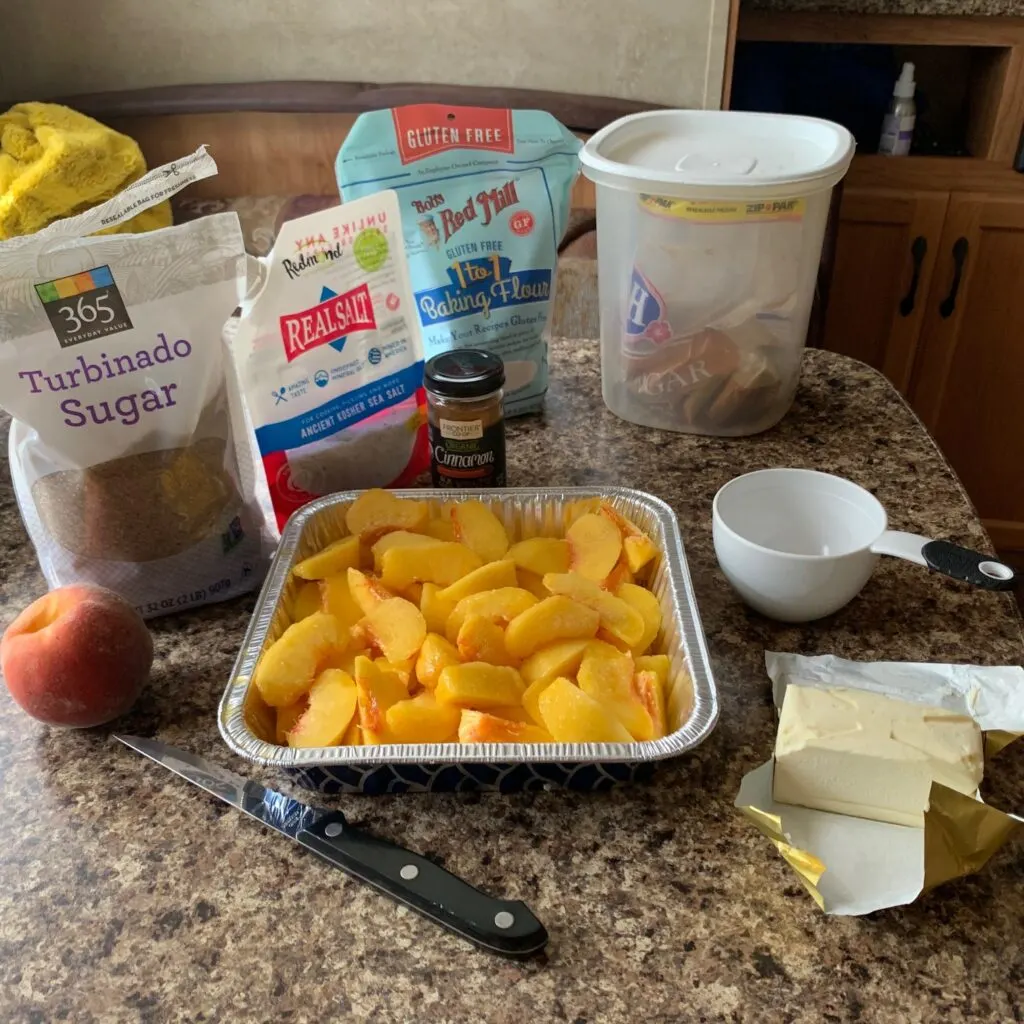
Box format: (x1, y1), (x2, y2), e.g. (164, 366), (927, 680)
(898, 235), (927, 317)
(939, 237), (969, 319)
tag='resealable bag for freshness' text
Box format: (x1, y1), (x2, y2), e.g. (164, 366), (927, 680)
(337, 105), (581, 416)
(0, 148), (272, 618)
(233, 190), (428, 530)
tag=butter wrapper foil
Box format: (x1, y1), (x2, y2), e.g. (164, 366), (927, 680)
(735, 653), (1024, 915)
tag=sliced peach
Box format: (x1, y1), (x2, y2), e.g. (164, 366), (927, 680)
(456, 615), (516, 667)
(291, 581), (323, 623)
(322, 645), (368, 675)
(415, 633), (462, 690)
(635, 654), (670, 685)
(319, 573), (364, 632)
(371, 531), (442, 574)
(537, 677), (633, 744)
(458, 710), (553, 744)
(601, 555), (634, 592)
(515, 569), (551, 600)
(374, 656), (415, 689)
(520, 638), (590, 687)
(504, 596), (600, 660)
(635, 669), (668, 739)
(616, 583), (662, 655)
(287, 668), (358, 748)
(420, 583), (457, 635)
(345, 489), (429, 544)
(254, 612), (339, 707)
(292, 535), (361, 581)
(598, 501), (659, 575)
(341, 717), (363, 745)
(522, 675), (557, 727)
(354, 597), (426, 663)
(566, 513), (623, 582)
(577, 644), (653, 741)
(445, 587), (538, 643)
(347, 567), (394, 616)
(386, 692), (461, 744)
(435, 662), (525, 710)
(354, 655), (409, 743)
(450, 501), (510, 562)
(275, 696), (308, 745)
(506, 538), (571, 576)
(423, 517), (457, 542)
(380, 542), (483, 590)
(437, 559), (517, 605)
(400, 582), (424, 606)
(542, 572), (645, 648)
(488, 704), (535, 724)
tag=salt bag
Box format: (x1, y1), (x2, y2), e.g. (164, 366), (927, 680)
(233, 190), (428, 530)
(0, 147), (272, 618)
(337, 105), (581, 416)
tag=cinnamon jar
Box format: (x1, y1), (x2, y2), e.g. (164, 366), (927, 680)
(424, 350), (506, 488)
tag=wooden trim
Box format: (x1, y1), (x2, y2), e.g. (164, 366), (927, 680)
(738, 11), (1024, 46)
(106, 110), (599, 204)
(985, 520), (1024, 552)
(59, 81), (660, 134)
(970, 45), (1024, 163)
(847, 155), (1024, 193)
(722, 0), (742, 109)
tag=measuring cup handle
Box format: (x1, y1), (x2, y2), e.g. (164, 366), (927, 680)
(922, 541), (1018, 591)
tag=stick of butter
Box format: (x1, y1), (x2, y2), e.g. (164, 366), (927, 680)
(773, 684), (984, 828)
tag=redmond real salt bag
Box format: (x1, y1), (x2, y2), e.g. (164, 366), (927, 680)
(0, 148), (272, 618)
(233, 190), (428, 530)
(337, 105), (581, 416)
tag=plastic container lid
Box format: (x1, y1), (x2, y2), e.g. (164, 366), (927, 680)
(580, 110), (855, 201)
(424, 349), (505, 399)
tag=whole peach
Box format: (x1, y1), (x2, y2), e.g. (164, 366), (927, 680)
(1, 585), (153, 727)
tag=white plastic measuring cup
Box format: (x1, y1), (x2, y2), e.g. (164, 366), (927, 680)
(712, 468), (1017, 623)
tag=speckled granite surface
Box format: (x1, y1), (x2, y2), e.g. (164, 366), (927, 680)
(744, 0), (1024, 14)
(1, 341), (1022, 1024)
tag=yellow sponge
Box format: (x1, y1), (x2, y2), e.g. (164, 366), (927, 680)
(0, 101), (172, 240)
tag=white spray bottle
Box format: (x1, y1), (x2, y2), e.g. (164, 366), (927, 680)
(879, 62), (916, 156)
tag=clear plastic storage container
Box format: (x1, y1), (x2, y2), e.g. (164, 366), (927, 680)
(580, 111), (854, 436)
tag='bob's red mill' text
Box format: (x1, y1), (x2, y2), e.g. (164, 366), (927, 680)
(424, 179), (520, 244)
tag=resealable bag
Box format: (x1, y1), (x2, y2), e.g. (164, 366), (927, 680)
(0, 148), (272, 617)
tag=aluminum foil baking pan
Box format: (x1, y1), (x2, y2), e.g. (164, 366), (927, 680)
(218, 487), (719, 793)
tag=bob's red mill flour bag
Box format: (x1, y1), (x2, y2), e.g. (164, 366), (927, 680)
(337, 105), (581, 416)
(0, 148), (272, 618)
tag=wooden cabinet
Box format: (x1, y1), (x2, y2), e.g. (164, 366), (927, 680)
(910, 194), (1024, 552)
(823, 189), (949, 394)
(825, 189), (1024, 551)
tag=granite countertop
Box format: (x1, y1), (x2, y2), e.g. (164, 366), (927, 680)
(743, 0), (1024, 15)
(1, 341), (1023, 1023)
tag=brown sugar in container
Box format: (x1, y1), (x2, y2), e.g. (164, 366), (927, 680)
(424, 350), (506, 488)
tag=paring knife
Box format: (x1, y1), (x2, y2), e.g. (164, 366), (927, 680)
(115, 735), (548, 958)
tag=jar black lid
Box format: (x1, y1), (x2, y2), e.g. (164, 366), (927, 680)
(424, 349), (505, 399)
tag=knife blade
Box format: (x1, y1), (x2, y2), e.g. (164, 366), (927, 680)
(115, 735), (548, 958)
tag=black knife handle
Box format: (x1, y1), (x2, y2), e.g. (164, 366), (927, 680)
(297, 813), (548, 959)
(922, 540), (1018, 591)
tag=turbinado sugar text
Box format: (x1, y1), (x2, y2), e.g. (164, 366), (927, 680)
(18, 333), (191, 427)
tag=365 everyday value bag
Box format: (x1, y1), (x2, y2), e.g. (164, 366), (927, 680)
(0, 148), (272, 617)
(337, 105), (581, 416)
(232, 190), (428, 530)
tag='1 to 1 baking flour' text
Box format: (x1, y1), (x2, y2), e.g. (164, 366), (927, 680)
(336, 105), (581, 416)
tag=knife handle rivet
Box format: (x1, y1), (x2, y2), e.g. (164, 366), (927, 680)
(400, 864), (419, 880)
(324, 822), (344, 838)
(494, 911), (515, 930)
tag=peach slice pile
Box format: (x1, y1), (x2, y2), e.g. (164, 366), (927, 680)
(253, 490), (679, 748)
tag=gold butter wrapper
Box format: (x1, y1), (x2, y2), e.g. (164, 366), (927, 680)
(922, 781), (1020, 892)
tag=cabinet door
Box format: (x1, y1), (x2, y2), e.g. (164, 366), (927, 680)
(823, 189), (949, 394)
(911, 194), (1024, 552)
